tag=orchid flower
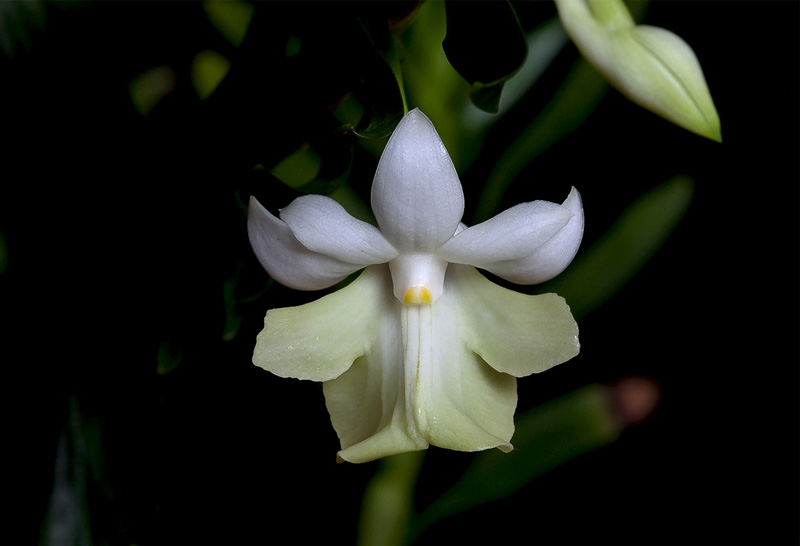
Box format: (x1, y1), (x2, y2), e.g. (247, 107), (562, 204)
(248, 109), (583, 463)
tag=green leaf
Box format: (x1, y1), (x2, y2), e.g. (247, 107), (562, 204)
(471, 1), (651, 220)
(442, 0), (528, 113)
(542, 176), (695, 319)
(0, 0), (45, 57)
(129, 66), (177, 116)
(191, 50), (231, 100)
(411, 384), (622, 538)
(157, 340), (184, 376)
(468, 82), (505, 115)
(203, 0), (254, 47)
(269, 135), (352, 196)
(474, 58), (609, 222)
(461, 17), (570, 132)
(336, 22), (405, 140)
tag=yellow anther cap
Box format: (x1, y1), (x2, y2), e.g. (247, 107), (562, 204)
(403, 285), (433, 306)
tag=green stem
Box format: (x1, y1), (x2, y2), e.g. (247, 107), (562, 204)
(585, 0), (634, 29)
(473, 59), (608, 223)
(390, 34), (409, 115)
(357, 451), (426, 545)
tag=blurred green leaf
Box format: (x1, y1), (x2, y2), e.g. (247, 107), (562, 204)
(542, 176), (695, 319)
(399, 0), (470, 166)
(411, 384), (622, 539)
(157, 340), (184, 375)
(335, 20), (405, 140)
(269, 135), (352, 196)
(474, 58), (609, 222)
(358, 451), (425, 546)
(204, 0), (254, 47)
(472, 1), (650, 219)
(270, 146), (322, 189)
(41, 395), (93, 545)
(329, 183), (375, 225)
(443, 0), (527, 113)
(0, 0), (46, 57)
(192, 50), (231, 100)
(129, 66), (177, 116)
(461, 17), (570, 133)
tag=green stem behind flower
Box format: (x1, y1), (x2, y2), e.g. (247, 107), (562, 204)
(357, 451), (425, 546)
(586, 0), (635, 29)
(474, 58), (608, 223)
(541, 175), (694, 320)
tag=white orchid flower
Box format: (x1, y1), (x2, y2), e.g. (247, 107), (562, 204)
(248, 109), (583, 463)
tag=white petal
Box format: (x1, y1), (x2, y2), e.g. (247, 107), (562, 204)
(422, 300), (517, 453)
(387, 253), (449, 305)
(326, 294), (516, 463)
(320, 266), (430, 463)
(440, 188), (584, 285)
(252, 265), (391, 382)
(448, 264), (580, 377)
(280, 194), (398, 264)
(248, 196), (362, 290)
(437, 200), (572, 265)
(323, 308), (430, 463)
(371, 109), (465, 252)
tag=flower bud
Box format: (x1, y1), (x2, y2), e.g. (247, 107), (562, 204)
(555, 0), (721, 142)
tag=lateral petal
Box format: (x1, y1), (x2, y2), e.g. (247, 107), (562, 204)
(280, 194), (398, 264)
(440, 188), (584, 285)
(248, 196), (365, 290)
(252, 265), (390, 382)
(450, 264), (580, 377)
(371, 109), (465, 252)
(437, 200), (572, 265)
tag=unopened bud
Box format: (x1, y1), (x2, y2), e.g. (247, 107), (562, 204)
(556, 0), (722, 142)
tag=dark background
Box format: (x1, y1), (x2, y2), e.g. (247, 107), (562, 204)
(1, 1), (797, 545)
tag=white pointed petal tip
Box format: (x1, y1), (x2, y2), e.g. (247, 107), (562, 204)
(491, 186), (583, 285)
(247, 196), (364, 290)
(371, 108), (465, 252)
(440, 187), (583, 285)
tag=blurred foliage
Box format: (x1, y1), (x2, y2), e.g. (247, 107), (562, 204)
(0, 0), (46, 57)
(204, 0), (253, 47)
(542, 175), (695, 320)
(442, 0), (527, 113)
(361, 383), (625, 544)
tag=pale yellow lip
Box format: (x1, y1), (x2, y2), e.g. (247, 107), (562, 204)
(403, 285), (432, 306)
